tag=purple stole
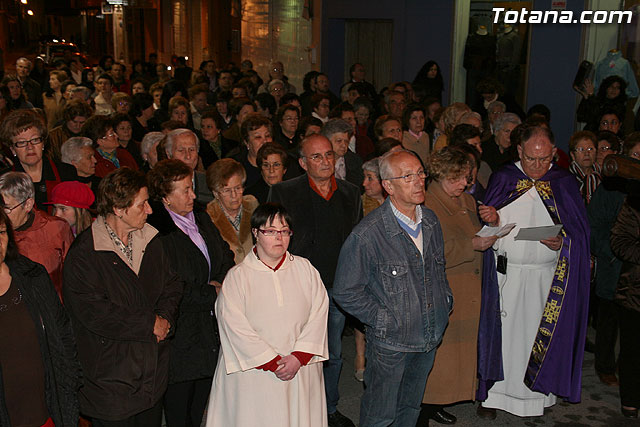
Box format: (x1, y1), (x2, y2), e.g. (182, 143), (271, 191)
(476, 163), (590, 403)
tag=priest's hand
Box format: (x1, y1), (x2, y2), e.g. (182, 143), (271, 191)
(473, 235), (498, 252)
(154, 315), (170, 342)
(275, 354), (302, 381)
(478, 205), (499, 226)
(540, 235), (562, 251)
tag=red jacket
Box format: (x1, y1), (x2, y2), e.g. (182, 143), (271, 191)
(14, 209), (74, 300)
(95, 147), (139, 178)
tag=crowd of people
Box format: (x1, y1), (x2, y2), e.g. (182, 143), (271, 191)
(0, 50), (639, 427)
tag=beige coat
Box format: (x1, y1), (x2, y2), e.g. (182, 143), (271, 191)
(206, 195), (259, 264)
(422, 181), (482, 404)
(402, 131), (430, 167)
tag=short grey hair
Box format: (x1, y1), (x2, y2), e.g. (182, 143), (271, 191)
(268, 79), (284, 91)
(321, 118), (353, 140)
(379, 149), (419, 180)
(458, 111), (482, 125)
(494, 112), (521, 133)
(141, 132), (165, 157)
(487, 101), (506, 114)
(0, 172), (35, 203)
(16, 57), (31, 68)
(362, 157), (381, 179)
(165, 128), (200, 158)
(61, 137), (93, 164)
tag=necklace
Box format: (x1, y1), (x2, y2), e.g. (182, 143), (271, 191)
(0, 288), (22, 312)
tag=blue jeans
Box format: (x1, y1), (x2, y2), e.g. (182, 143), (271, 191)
(360, 342), (436, 427)
(324, 288), (346, 414)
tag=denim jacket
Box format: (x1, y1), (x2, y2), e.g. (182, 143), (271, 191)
(334, 198), (453, 352)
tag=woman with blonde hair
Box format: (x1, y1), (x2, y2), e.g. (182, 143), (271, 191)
(48, 180), (95, 236)
(432, 102), (471, 152)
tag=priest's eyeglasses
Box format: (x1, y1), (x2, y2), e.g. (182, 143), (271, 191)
(385, 170), (427, 183)
(257, 228), (293, 237)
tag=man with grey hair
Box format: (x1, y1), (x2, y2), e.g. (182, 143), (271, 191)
(482, 112), (521, 171)
(15, 57), (42, 108)
(165, 128), (212, 204)
(321, 118), (363, 188)
(334, 149), (452, 426)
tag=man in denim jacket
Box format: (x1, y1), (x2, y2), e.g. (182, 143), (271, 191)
(334, 149), (452, 427)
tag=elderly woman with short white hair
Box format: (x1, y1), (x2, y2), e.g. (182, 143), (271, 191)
(140, 131), (165, 172)
(482, 112), (521, 171)
(61, 136), (101, 190)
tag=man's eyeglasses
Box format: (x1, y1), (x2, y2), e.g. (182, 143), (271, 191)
(13, 136), (44, 149)
(384, 170), (427, 183)
(257, 228), (293, 237)
(303, 151), (335, 163)
(4, 199), (26, 214)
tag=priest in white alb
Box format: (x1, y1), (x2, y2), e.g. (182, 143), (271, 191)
(476, 125), (590, 419)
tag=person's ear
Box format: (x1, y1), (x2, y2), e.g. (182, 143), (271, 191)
(298, 157), (307, 172)
(24, 198), (35, 212)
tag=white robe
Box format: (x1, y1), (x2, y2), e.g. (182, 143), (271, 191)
(483, 167), (560, 417)
(206, 250), (329, 427)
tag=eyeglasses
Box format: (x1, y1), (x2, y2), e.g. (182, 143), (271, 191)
(258, 228), (293, 237)
(4, 199), (26, 214)
(283, 117), (298, 122)
(522, 154), (553, 165)
(303, 151), (335, 162)
(218, 185), (243, 196)
(599, 145), (612, 151)
(600, 120), (619, 126)
(100, 131), (117, 139)
(385, 170), (427, 183)
(272, 68), (283, 73)
(13, 136), (44, 149)
(261, 162), (283, 170)
(574, 147), (595, 153)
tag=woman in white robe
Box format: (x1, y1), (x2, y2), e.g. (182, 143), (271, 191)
(206, 203), (329, 427)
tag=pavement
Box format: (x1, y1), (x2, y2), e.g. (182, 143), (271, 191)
(335, 326), (635, 427)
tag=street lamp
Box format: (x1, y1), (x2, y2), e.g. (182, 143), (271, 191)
(20, 0), (27, 4)
(27, 9), (34, 16)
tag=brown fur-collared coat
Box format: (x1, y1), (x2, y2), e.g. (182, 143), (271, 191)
(206, 195), (259, 264)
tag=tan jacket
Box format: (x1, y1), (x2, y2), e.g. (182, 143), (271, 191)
(422, 181), (482, 404)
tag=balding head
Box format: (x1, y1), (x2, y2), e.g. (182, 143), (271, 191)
(298, 134), (335, 182)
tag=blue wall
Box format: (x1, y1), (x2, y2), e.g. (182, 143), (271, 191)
(321, 0), (582, 150)
(527, 0), (584, 150)
(322, 0), (454, 100)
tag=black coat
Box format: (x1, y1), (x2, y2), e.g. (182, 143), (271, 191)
(63, 221), (184, 420)
(146, 203), (235, 384)
(0, 256), (82, 427)
(343, 150), (364, 191)
(268, 175), (363, 287)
